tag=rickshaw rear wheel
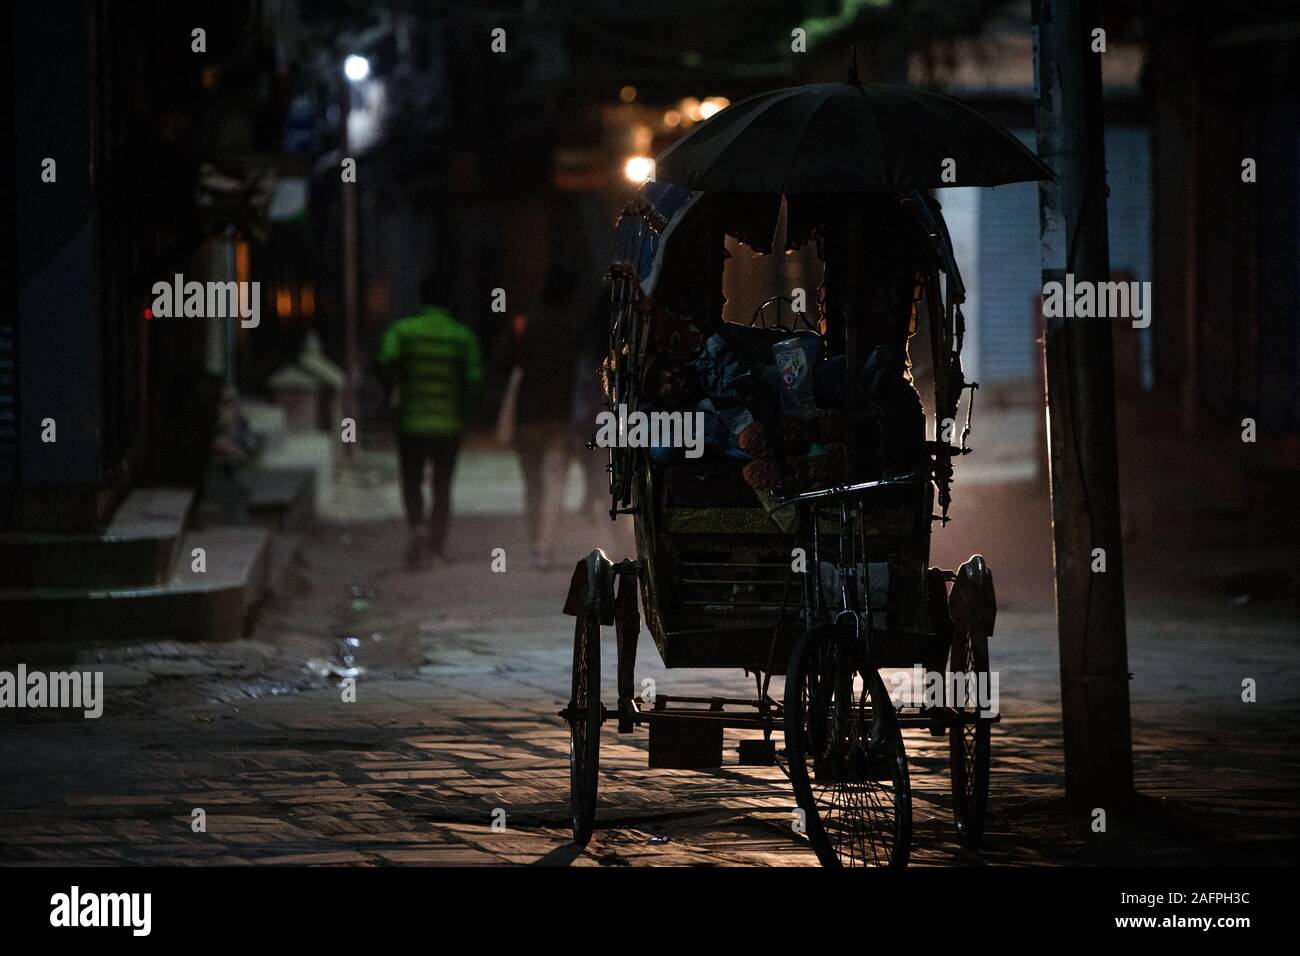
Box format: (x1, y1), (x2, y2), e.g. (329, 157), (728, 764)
(784, 624), (912, 868)
(568, 582), (602, 847)
(947, 625), (991, 848)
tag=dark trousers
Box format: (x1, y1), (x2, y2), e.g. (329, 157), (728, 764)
(398, 435), (462, 554)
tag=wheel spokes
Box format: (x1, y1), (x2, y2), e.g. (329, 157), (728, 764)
(796, 650), (903, 866)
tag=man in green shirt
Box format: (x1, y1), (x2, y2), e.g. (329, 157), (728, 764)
(377, 275), (483, 567)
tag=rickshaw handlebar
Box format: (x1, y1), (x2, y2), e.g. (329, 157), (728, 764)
(773, 472), (928, 507)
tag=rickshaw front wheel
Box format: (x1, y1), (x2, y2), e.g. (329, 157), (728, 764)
(784, 624), (912, 868)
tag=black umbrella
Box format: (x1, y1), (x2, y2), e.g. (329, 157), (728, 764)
(654, 79), (1053, 193)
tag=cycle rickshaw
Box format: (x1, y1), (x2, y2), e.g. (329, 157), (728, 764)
(559, 176), (999, 868)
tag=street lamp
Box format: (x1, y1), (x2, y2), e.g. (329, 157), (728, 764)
(343, 54), (370, 83)
(624, 156), (655, 184)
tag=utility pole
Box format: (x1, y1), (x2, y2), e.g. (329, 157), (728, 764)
(1032, 0), (1134, 804)
(340, 76), (361, 461)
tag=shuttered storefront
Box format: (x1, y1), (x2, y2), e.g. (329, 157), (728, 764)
(961, 127), (1152, 388)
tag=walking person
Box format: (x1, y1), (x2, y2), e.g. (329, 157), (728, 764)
(494, 266), (582, 569)
(377, 274), (483, 568)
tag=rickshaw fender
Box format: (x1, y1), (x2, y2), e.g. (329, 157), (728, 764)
(562, 549), (616, 625)
(951, 555), (996, 637)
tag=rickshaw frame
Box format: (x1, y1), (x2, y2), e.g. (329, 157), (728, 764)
(561, 182), (998, 866)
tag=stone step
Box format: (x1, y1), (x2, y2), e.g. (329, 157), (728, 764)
(0, 487), (191, 589)
(0, 526), (269, 642)
(240, 467), (316, 531)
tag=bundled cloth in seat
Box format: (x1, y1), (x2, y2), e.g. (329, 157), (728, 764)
(640, 322), (925, 490)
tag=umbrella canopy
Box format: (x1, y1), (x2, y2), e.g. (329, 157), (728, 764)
(654, 81), (1053, 193)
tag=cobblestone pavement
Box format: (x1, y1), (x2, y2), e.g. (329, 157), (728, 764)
(1, 456), (1296, 866)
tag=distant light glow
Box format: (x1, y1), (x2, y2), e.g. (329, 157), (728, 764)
(344, 55), (371, 82)
(624, 156), (655, 184)
(619, 85), (637, 103)
(700, 96), (730, 119)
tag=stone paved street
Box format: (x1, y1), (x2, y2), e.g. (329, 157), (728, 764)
(1, 450), (1296, 866)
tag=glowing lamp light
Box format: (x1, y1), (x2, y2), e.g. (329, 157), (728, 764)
(700, 96), (730, 119)
(344, 54), (371, 82)
(624, 156), (655, 184)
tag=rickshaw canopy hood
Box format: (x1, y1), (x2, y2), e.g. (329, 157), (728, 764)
(654, 81), (1053, 194)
